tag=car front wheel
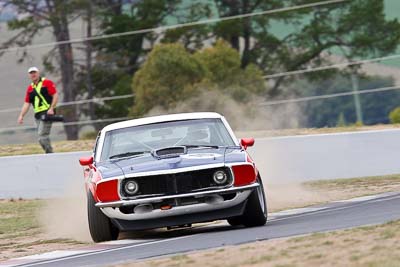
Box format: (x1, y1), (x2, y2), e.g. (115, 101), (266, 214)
(227, 177), (267, 227)
(87, 192), (119, 242)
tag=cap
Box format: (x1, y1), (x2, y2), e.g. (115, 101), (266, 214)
(28, 66), (39, 73)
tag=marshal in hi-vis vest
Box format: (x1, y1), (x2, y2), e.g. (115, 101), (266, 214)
(32, 78), (51, 113)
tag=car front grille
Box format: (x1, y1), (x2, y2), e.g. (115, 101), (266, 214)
(121, 167), (232, 198)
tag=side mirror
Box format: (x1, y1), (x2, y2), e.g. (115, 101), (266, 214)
(240, 138), (255, 150)
(79, 156), (93, 166)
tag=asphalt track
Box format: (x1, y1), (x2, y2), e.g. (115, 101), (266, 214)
(14, 192), (400, 267)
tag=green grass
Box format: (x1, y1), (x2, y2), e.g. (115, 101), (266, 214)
(0, 200), (44, 239)
(170, 255), (190, 261)
(0, 140), (95, 157)
(304, 174), (400, 189)
(0, 199), (88, 259)
(9, 238), (84, 249)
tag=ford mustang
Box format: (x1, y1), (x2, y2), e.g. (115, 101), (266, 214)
(79, 112), (267, 242)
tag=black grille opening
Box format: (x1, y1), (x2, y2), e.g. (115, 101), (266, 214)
(222, 193), (236, 201)
(119, 205), (135, 214)
(121, 167), (232, 197)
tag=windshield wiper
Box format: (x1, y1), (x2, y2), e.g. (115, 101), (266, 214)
(109, 151), (150, 160)
(182, 145), (220, 149)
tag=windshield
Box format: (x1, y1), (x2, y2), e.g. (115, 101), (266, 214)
(100, 118), (236, 161)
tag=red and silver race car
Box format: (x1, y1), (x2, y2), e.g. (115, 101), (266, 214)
(79, 112), (267, 242)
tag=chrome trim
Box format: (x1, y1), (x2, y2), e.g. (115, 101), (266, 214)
(96, 183), (259, 208)
(123, 185), (232, 200)
(189, 184), (231, 193)
(101, 190), (251, 220)
(122, 193), (165, 200)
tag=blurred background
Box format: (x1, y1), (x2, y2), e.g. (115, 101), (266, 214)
(1, 0), (400, 144)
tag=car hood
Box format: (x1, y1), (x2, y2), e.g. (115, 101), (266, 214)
(97, 147), (245, 179)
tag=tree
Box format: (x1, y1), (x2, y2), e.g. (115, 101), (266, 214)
(193, 40), (265, 101)
(166, 0), (400, 98)
(132, 43), (206, 115)
(131, 41), (266, 116)
(389, 107), (400, 124)
(1, 0), (179, 136)
(74, 69), (134, 132)
(74, 0), (180, 129)
(160, 1), (213, 51)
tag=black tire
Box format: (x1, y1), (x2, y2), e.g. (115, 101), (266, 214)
(227, 177), (267, 227)
(87, 192), (119, 242)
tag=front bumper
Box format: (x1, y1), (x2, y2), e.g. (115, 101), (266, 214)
(98, 183), (258, 221)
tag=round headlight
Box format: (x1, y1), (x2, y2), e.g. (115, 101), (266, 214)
(213, 170), (228, 185)
(124, 180), (139, 195)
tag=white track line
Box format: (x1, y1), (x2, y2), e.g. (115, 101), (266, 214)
(269, 193), (400, 223)
(15, 235), (194, 267)
(1, 192), (399, 267)
(269, 207), (328, 217)
(333, 195), (381, 203)
(100, 238), (157, 245)
(269, 192), (399, 219)
(19, 250), (96, 260)
(333, 192), (399, 203)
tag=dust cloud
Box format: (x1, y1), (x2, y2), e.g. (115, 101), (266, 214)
(265, 183), (324, 212)
(146, 90), (304, 131)
(147, 89), (325, 211)
(38, 176), (92, 242)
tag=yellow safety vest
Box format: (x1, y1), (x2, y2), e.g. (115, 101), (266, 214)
(32, 78), (51, 113)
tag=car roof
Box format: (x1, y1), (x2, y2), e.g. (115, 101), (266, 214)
(102, 112), (224, 132)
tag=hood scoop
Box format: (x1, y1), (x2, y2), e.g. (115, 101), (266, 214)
(152, 146), (187, 159)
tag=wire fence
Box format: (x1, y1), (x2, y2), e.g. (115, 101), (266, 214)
(1, 84), (400, 134)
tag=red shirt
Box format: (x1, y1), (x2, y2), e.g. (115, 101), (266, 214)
(25, 78), (57, 103)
